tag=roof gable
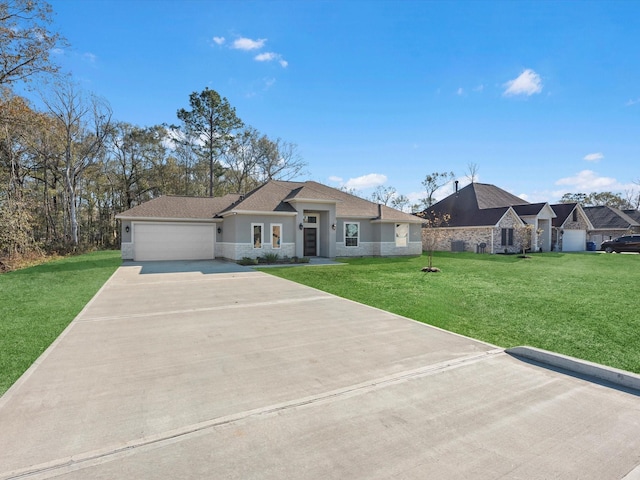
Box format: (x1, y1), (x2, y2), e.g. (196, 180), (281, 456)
(584, 206), (640, 229)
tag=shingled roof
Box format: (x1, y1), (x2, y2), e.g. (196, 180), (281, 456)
(117, 180), (420, 223)
(116, 194), (241, 220)
(550, 203), (578, 227)
(583, 206), (640, 229)
(422, 182), (528, 227)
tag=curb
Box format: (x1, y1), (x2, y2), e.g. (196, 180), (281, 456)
(506, 346), (640, 392)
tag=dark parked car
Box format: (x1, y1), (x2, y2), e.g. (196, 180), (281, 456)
(600, 235), (640, 253)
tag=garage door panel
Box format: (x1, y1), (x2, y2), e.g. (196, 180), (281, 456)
(562, 230), (586, 252)
(134, 223), (214, 261)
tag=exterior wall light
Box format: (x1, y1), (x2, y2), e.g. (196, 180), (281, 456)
(299, 223), (304, 230)
(125, 225), (130, 233)
(331, 223), (336, 230)
(217, 227), (222, 234)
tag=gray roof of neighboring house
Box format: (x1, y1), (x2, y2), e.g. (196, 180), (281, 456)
(116, 180), (420, 223)
(623, 209), (640, 223)
(583, 206), (640, 229)
(512, 203), (549, 217)
(550, 203), (578, 227)
(422, 182), (527, 227)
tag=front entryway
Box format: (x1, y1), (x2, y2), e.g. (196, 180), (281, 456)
(304, 228), (317, 256)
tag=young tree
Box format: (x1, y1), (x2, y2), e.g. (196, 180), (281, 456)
(516, 224), (542, 256)
(176, 88), (243, 197)
(419, 210), (450, 271)
(421, 171), (455, 208)
(0, 0), (65, 86)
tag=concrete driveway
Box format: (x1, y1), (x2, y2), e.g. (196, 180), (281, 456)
(1, 261), (640, 479)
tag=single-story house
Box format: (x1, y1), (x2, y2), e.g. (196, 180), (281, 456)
(418, 182), (591, 253)
(583, 206), (640, 249)
(116, 180), (423, 261)
(550, 202), (593, 252)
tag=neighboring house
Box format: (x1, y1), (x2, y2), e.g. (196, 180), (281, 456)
(419, 182), (595, 254)
(418, 182), (557, 254)
(550, 202), (593, 252)
(116, 180), (423, 261)
(583, 206), (640, 249)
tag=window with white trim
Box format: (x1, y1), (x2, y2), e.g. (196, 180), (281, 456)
(252, 223), (264, 248)
(345, 222), (359, 247)
(395, 223), (409, 247)
(271, 224), (282, 249)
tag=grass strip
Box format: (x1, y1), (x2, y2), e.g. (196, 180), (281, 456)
(0, 251), (121, 396)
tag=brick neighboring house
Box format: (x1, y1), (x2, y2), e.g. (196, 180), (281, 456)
(116, 180), (423, 261)
(419, 182), (591, 253)
(583, 206), (640, 249)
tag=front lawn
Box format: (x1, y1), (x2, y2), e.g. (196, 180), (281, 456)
(0, 251), (121, 396)
(263, 252), (640, 374)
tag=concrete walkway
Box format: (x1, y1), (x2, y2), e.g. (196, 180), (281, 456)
(1, 261), (640, 479)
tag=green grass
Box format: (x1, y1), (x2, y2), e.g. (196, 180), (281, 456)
(0, 251), (121, 396)
(262, 252), (640, 374)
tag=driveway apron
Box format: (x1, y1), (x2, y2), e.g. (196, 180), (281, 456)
(1, 261), (639, 479)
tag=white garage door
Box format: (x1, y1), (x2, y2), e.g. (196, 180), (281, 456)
(134, 223), (215, 261)
(562, 230), (586, 252)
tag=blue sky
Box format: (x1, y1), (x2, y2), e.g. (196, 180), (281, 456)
(44, 0), (639, 205)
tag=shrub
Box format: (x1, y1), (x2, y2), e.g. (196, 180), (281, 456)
(262, 253), (280, 264)
(238, 257), (258, 266)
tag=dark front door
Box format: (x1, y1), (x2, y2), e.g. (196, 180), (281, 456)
(303, 228), (317, 256)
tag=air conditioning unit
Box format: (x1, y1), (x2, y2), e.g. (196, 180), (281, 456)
(451, 240), (465, 252)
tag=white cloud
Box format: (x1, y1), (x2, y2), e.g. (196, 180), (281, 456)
(255, 52), (276, 62)
(583, 152), (604, 162)
(328, 176), (343, 183)
(212, 36), (225, 45)
(51, 48), (64, 55)
(82, 52), (97, 63)
(232, 37), (266, 50)
(344, 173), (387, 190)
(473, 84), (484, 92)
(625, 98), (640, 107)
(456, 87), (464, 96)
(555, 170), (618, 190)
(503, 69), (543, 96)
(255, 52), (288, 68)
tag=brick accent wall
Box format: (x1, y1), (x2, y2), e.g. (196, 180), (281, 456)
(121, 242), (134, 260)
(218, 242), (296, 261)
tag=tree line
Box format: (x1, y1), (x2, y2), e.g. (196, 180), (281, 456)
(0, 0), (305, 260)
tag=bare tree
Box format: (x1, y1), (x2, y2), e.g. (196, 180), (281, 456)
(42, 82), (111, 246)
(371, 185), (397, 206)
(421, 171), (455, 208)
(221, 127), (261, 194)
(390, 194), (410, 212)
(465, 162), (479, 183)
(254, 136), (307, 182)
(0, 0), (66, 86)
